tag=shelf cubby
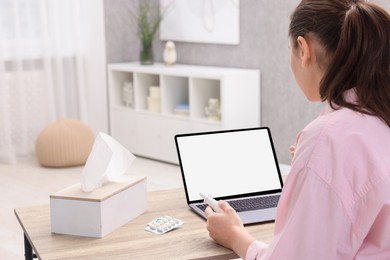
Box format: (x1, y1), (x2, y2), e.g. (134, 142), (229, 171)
(109, 70), (133, 108)
(191, 78), (221, 121)
(134, 73), (160, 112)
(161, 75), (189, 117)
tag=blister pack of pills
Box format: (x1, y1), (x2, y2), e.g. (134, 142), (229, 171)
(145, 216), (183, 234)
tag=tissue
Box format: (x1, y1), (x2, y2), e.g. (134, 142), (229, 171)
(80, 132), (136, 192)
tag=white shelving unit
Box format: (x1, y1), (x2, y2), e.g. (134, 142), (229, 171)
(108, 62), (260, 164)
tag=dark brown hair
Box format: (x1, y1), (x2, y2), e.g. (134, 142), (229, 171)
(289, 0), (390, 127)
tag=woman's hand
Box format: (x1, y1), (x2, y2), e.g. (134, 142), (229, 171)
(290, 145), (295, 157)
(205, 201), (255, 258)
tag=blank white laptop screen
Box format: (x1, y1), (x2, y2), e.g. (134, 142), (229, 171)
(176, 128), (282, 202)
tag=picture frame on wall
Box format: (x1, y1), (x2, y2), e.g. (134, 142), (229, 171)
(160, 0), (240, 45)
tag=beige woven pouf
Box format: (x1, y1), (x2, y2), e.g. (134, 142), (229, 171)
(35, 118), (95, 167)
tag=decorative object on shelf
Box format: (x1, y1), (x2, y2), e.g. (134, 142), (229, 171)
(205, 98), (221, 121)
(122, 81), (134, 107)
(163, 41), (177, 66)
(147, 86), (161, 112)
(135, 0), (164, 65)
(173, 103), (189, 116)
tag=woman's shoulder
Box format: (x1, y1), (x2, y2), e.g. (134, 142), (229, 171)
(291, 105), (390, 215)
(296, 104), (390, 188)
(294, 103), (390, 175)
(301, 104), (389, 146)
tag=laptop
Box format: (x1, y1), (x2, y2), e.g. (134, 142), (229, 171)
(174, 127), (284, 225)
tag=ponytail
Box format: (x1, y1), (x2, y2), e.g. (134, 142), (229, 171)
(289, 0), (390, 127)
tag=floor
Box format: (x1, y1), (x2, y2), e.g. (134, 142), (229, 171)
(0, 156), (183, 260)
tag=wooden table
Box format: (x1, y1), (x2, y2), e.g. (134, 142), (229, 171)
(15, 188), (275, 260)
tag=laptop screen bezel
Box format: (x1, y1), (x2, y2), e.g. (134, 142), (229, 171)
(174, 127), (284, 205)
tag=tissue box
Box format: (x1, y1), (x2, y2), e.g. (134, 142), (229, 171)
(50, 176), (147, 238)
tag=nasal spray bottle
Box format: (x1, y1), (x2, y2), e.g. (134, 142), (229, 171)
(199, 193), (223, 213)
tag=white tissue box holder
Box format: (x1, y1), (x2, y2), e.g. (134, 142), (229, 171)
(50, 176), (147, 238)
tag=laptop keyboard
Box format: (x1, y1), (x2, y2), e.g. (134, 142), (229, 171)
(197, 194), (280, 213)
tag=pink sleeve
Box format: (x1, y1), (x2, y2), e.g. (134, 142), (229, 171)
(246, 240), (268, 260)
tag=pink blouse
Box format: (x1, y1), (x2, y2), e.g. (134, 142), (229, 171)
(247, 91), (390, 259)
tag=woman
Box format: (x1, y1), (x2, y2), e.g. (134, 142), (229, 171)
(205, 0), (390, 259)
